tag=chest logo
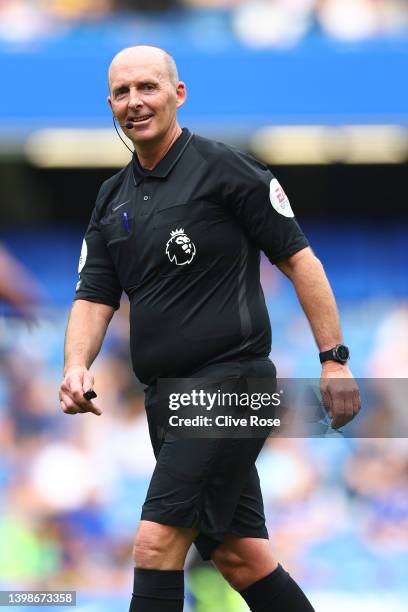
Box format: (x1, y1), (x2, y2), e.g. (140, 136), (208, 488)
(166, 228), (196, 266)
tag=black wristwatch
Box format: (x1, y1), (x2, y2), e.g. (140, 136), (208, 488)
(319, 344), (350, 365)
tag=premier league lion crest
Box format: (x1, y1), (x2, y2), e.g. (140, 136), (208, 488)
(165, 228), (196, 266)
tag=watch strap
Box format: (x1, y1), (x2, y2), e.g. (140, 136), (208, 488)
(319, 344), (350, 365)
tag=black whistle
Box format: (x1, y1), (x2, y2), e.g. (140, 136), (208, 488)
(83, 389), (97, 401)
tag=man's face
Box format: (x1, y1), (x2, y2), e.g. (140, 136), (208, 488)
(108, 52), (186, 146)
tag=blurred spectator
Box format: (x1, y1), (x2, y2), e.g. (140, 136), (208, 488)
(317, 0), (382, 41)
(0, 512), (61, 584)
(232, 0), (408, 48)
(344, 440), (408, 553)
(44, 0), (114, 21)
(184, 0), (242, 7)
(233, 0), (315, 48)
(258, 439), (349, 576)
(367, 302), (408, 377)
(45, 0), (182, 17)
(0, 243), (42, 321)
(0, 0), (56, 43)
(316, 0), (408, 41)
(116, 0), (182, 10)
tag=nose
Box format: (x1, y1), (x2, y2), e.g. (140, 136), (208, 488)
(128, 87), (143, 110)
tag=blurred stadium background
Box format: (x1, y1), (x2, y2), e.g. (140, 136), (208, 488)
(0, 0), (408, 610)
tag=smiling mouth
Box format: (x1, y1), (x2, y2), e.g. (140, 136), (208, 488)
(129, 115), (154, 124)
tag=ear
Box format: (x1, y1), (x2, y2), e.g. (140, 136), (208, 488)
(176, 82), (187, 109)
(107, 95), (113, 111)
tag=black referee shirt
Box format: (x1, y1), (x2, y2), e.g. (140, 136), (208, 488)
(75, 128), (309, 384)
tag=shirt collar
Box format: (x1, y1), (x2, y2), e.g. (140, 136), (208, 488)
(132, 128), (193, 185)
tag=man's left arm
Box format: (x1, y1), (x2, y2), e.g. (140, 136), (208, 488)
(277, 246), (361, 429)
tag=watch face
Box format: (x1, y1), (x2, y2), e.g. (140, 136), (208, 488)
(336, 345), (350, 362)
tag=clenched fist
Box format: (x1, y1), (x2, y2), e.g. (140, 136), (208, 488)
(320, 363), (360, 429)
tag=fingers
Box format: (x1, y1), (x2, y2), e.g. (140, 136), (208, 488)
(60, 392), (102, 416)
(82, 370), (95, 396)
(331, 402), (346, 428)
(60, 391), (82, 415)
(352, 388), (361, 415)
(330, 395), (346, 429)
(59, 368), (102, 416)
(66, 372), (92, 406)
(321, 387), (333, 419)
(82, 401), (102, 416)
(327, 382), (360, 429)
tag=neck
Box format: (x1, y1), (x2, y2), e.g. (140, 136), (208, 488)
(134, 123), (182, 170)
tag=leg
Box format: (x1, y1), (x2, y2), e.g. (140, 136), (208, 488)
(212, 535), (315, 611)
(133, 520), (197, 569)
(212, 535), (277, 591)
(129, 520), (197, 612)
(138, 361), (277, 608)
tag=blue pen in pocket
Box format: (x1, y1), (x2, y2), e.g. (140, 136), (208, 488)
(122, 211), (130, 233)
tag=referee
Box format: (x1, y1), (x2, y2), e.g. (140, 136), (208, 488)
(59, 46), (360, 612)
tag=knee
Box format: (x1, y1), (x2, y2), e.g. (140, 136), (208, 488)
(133, 529), (166, 569)
(212, 538), (278, 591)
(133, 522), (195, 570)
(212, 547), (248, 591)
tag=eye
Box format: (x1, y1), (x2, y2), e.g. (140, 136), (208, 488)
(114, 89), (127, 100)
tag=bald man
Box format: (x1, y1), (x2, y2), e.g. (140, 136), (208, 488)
(108, 46), (185, 170)
(60, 45), (359, 612)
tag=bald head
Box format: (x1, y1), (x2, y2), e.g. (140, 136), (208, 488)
(108, 45), (179, 91)
(107, 44), (186, 154)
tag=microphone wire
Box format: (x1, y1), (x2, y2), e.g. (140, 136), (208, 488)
(112, 115), (134, 154)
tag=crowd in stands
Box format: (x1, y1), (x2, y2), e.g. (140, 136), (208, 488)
(0, 0), (406, 45)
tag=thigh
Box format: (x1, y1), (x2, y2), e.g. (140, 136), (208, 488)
(141, 432), (267, 542)
(141, 434), (226, 528)
(213, 533), (274, 563)
(194, 461), (269, 560)
(229, 463), (269, 539)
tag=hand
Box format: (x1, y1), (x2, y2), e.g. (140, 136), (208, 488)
(320, 363), (360, 429)
(59, 366), (102, 416)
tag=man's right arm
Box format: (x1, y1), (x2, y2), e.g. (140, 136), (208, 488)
(59, 299), (115, 416)
(61, 179), (123, 416)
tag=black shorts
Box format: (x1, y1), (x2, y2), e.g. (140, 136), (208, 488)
(141, 358), (276, 560)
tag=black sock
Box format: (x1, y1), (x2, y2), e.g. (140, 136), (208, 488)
(129, 568), (184, 612)
(239, 564), (315, 612)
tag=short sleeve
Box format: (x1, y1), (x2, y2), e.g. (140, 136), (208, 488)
(219, 149), (309, 264)
(74, 203), (122, 310)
